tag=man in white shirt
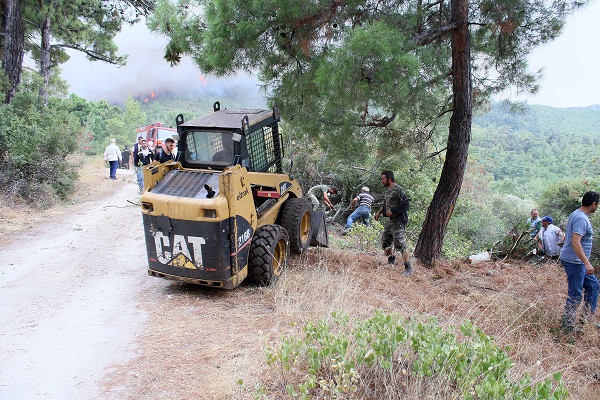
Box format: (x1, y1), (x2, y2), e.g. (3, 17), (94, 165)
(103, 138), (122, 180)
(537, 215), (564, 258)
(343, 186), (374, 234)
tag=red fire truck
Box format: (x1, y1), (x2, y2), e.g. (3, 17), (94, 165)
(136, 123), (178, 149)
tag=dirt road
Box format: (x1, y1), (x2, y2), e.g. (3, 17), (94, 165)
(0, 170), (154, 399)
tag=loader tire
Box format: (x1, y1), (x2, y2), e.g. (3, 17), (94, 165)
(280, 198), (313, 254)
(248, 224), (289, 286)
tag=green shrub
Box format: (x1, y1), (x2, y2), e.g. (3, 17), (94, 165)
(0, 73), (80, 206)
(343, 220), (384, 252)
(246, 311), (568, 399)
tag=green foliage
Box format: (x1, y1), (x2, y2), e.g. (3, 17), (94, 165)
(471, 102), (600, 199)
(0, 70), (9, 97)
(538, 178), (600, 262)
(443, 162), (536, 258)
(257, 311), (568, 399)
(150, 0), (581, 157)
(24, 0), (144, 70)
(103, 97), (147, 150)
(0, 73), (80, 206)
(343, 220), (384, 252)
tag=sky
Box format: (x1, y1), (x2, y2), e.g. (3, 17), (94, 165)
(59, 2), (600, 108)
(58, 22), (260, 105)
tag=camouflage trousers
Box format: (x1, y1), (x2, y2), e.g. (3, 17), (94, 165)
(382, 219), (407, 252)
(307, 193), (320, 211)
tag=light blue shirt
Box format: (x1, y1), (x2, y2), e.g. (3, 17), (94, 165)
(527, 216), (542, 238)
(560, 209), (594, 264)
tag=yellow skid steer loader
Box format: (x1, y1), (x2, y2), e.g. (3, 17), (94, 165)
(140, 102), (328, 289)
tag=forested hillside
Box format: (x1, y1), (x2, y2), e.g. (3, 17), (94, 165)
(471, 102), (600, 198)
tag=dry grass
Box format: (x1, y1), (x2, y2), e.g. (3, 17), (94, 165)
(0, 155), (132, 245)
(101, 248), (600, 399)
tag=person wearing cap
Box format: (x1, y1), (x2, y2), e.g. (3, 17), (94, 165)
(536, 216), (564, 258)
(342, 186), (374, 234)
(103, 138), (122, 180)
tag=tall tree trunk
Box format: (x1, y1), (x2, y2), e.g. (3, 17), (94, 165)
(39, 14), (51, 105)
(414, 0), (472, 266)
(3, 0), (25, 104)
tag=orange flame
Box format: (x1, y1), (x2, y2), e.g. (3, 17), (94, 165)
(198, 74), (208, 87)
(150, 91), (155, 98)
(144, 98), (149, 103)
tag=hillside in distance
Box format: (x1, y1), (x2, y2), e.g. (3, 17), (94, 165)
(470, 102), (600, 198)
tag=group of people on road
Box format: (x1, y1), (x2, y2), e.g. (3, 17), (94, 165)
(103, 136), (178, 192)
(306, 170), (412, 275)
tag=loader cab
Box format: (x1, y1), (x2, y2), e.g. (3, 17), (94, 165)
(175, 101), (283, 173)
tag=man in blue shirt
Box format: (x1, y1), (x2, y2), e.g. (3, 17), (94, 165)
(560, 191), (599, 332)
(527, 209), (542, 238)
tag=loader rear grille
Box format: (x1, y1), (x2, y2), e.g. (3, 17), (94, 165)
(246, 120), (282, 173)
(151, 170), (218, 198)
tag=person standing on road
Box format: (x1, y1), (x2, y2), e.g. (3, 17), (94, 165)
(121, 145), (130, 169)
(375, 170), (412, 274)
(130, 136), (144, 168)
(155, 138), (176, 163)
(134, 139), (154, 194)
(103, 138), (122, 180)
(559, 191), (599, 332)
(306, 184), (337, 211)
(343, 186), (374, 234)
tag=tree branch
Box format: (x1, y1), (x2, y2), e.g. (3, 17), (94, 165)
(414, 23), (456, 46)
(51, 44), (123, 64)
(426, 146), (447, 159)
(357, 112), (397, 128)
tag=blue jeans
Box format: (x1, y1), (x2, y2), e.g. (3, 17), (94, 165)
(109, 161), (119, 179)
(346, 206), (371, 229)
(137, 167), (144, 191)
(562, 260), (600, 328)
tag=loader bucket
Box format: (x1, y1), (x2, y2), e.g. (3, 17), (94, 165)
(310, 211), (329, 247)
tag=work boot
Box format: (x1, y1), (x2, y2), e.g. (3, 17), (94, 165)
(404, 261), (413, 275)
(341, 228), (349, 236)
(387, 255), (396, 265)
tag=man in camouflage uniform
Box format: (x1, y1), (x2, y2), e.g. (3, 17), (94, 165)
(375, 170), (413, 274)
(306, 184), (338, 211)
